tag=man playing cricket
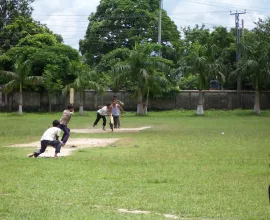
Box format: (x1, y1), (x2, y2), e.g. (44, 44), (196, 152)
(59, 104), (74, 146)
(28, 120), (63, 158)
(93, 104), (112, 131)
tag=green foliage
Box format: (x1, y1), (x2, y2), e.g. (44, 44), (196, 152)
(46, 44), (79, 61)
(17, 33), (58, 48)
(2, 0), (270, 96)
(113, 42), (173, 96)
(0, 16), (55, 52)
(179, 74), (199, 90)
(79, 0), (181, 65)
(232, 33), (270, 91)
(0, 54), (12, 71)
(96, 47), (132, 91)
(180, 26), (236, 90)
(182, 24), (210, 45)
(2, 33), (60, 65)
(63, 61), (102, 95)
(184, 42), (226, 90)
(0, 59), (43, 93)
(43, 65), (63, 95)
(0, 0), (34, 31)
(0, 33), (80, 88)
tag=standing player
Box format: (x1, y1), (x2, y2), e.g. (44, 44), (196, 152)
(112, 96), (124, 128)
(59, 104), (74, 146)
(93, 104), (112, 131)
(111, 99), (123, 128)
(28, 120), (63, 158)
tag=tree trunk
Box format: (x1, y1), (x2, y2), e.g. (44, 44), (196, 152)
(18, 85), (23, 115)
(254, 78), (260, 114)
(143, 87), (149, 115)
(137, 87), (144, 115)
(79, 90), (84, 115)
(196, 90), (204, 115)
(254, 90), (260, 114)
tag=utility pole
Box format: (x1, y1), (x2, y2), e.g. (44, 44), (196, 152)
(158, 0), (163, 56)
(230, 10), (246, 92)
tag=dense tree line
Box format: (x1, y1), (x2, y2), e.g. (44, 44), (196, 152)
(1, 0), (270, 115)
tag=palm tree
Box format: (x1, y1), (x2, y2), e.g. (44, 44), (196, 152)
(0, 60), (43, 115)
(63, 61), (101, 115)
(187, 42), (225, 115)
(232, 38), (270, 114)
(114, 43), (171, 115)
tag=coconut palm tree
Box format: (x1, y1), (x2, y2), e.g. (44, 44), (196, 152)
(187, 42), (225, 115)
(0, 60), (43, 115)
(63, 61), (102, 115)
(114, 43), (171, 115)
(232, 38), (270, 114)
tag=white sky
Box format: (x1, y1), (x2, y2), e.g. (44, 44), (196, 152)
(32, 0), (269, 50)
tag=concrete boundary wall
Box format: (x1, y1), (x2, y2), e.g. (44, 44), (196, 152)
(1, 90), (270, 112)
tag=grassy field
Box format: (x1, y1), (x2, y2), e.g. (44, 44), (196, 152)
(0, 110), (270, 220)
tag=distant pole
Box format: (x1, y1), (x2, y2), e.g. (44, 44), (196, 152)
(158, 0), (163, 56)
(70, 88), (74, 104)
(230, 10), (246, 92)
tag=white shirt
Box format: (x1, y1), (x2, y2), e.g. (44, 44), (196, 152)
(97, 106), (109, 116)
(40, 127), (61, 141)
(112, 104), (120, 116)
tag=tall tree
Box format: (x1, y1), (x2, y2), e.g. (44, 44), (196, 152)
(0, 59), (42, 114)
(79, 0), (180, 66)
(232, 34), (270, 115)
(185, 42), (225, 115)
(0, 0), (34, 31)
(113, 42), (172, 115)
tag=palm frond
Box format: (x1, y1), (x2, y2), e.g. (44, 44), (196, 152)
(139, 68), (150, 82)
(0, 70), (18, 79)
(3, 80), (18, 93)
(25, 76), (43, 85)
(114, 63), (131, 74)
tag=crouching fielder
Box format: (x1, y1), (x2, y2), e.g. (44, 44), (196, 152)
(28, 120), (63, 158)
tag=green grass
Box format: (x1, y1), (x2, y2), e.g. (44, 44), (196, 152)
(0, 110), (270, 220)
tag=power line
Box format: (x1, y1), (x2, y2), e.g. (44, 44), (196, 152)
(186, 0), (241, 10)
(169, 10), (230, 15)
(32, 10), (231, 17)
(188, 0), (270, 11)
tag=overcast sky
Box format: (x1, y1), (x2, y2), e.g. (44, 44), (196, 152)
(32, 0), (269, 50)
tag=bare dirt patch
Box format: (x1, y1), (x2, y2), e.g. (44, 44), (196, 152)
(10, 138), (119, 158)
(71, 126), (151, 134)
